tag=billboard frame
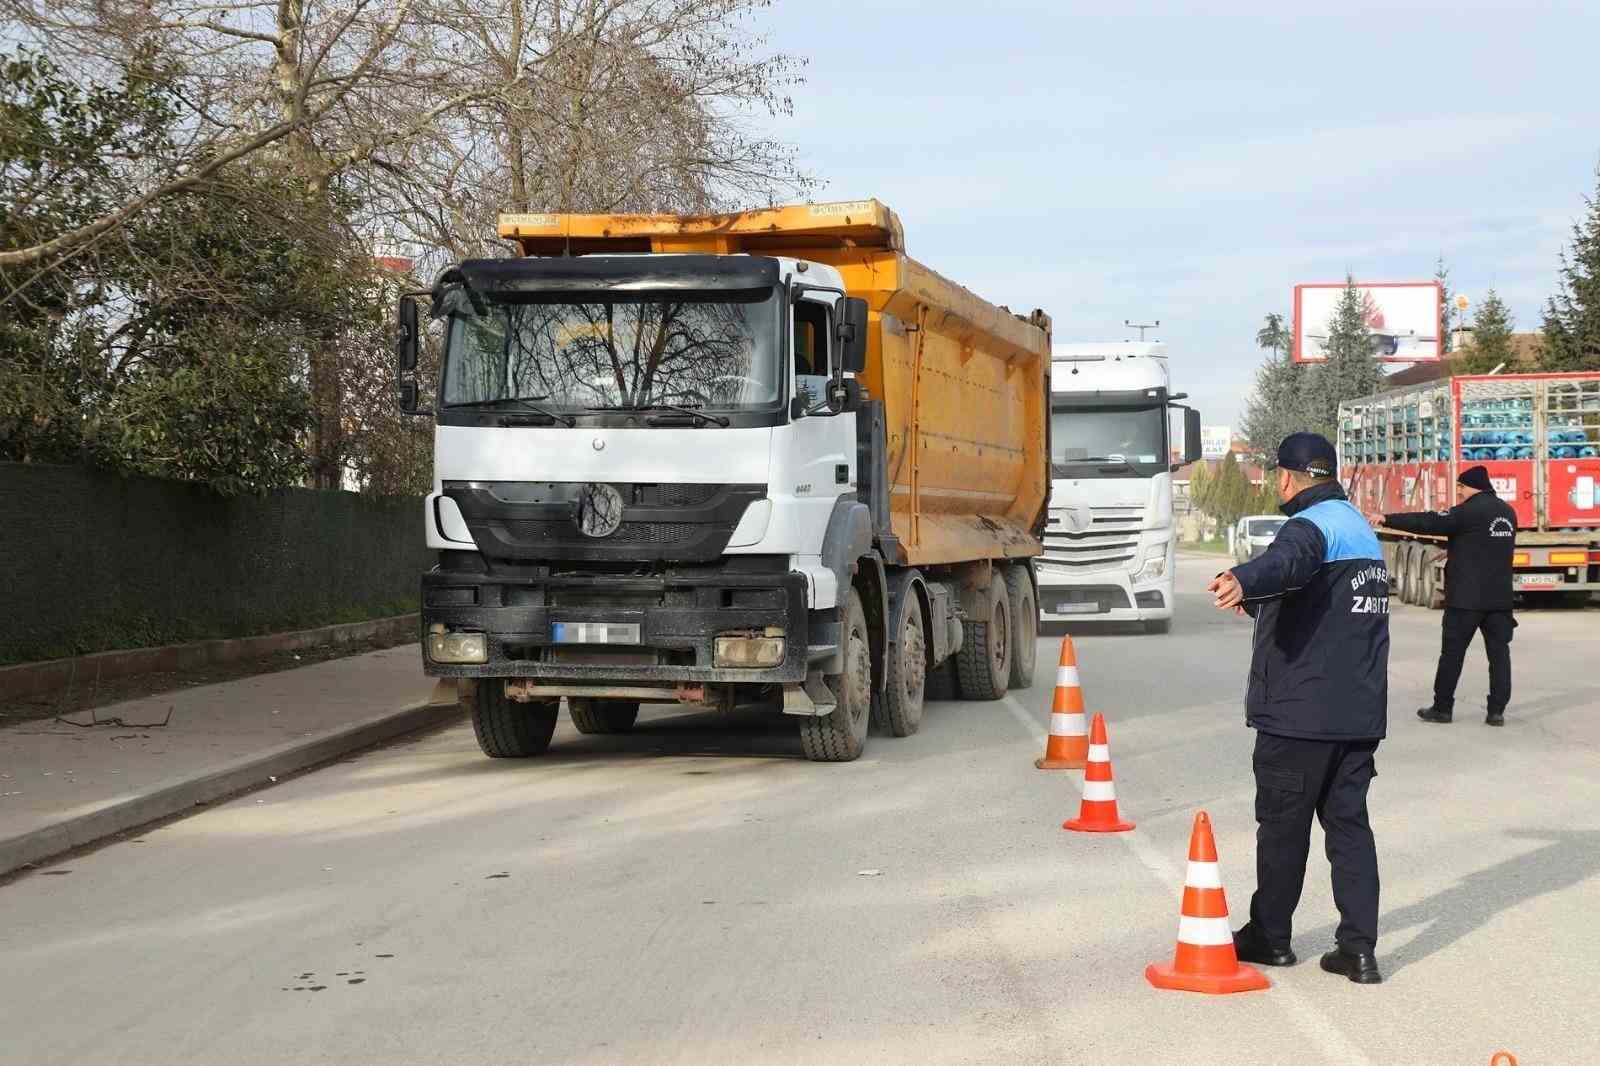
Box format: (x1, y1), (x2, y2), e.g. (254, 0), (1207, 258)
(1292, 281), (1444, 364)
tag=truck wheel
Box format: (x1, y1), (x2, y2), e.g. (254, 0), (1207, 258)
(1406, 545), (1426, 607)
(568, 699), (640, 735)
(799, 587), (872, 762)
(925, 658), (959, 701)
(1394, 543), (1414, 604)
(470, 683), (559, 758)
(1004, 565), (1038, 689)
(1420, 556), (1441, 609)
(873, 596), (927, 737)
(956, 578), (1011, 701)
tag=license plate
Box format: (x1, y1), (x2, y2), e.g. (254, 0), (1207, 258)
(1516, 573), (1562, 588)
(551, 622), (641, 645)
(1050, 602), (1102, 615)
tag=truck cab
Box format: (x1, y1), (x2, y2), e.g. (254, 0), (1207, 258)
(1037, 343), (1200, 632)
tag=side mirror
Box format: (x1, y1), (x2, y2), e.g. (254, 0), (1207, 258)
(836, 297), (868, 374)
(1183, 407), (1203, 464)
(399, 380), (421, 414)
(396, 296), (419, 375)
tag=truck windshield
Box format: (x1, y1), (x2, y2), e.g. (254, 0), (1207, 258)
(1248, 518), (1285, 537)
(439, 289), (782, 413)
(1050, 406), (1167, 477)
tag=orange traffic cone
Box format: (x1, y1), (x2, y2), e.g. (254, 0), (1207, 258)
(1063, 713), (1134, 832)
(1145, 811), (1270, 994)
(1036, 636), (1089, 770)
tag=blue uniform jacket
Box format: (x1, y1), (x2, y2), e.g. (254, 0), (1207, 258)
(1232, 481), (1390, 741)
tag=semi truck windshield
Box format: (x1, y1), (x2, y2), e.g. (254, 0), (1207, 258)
(440, 290), (782, 413)
(1051, 406), (1168, 477)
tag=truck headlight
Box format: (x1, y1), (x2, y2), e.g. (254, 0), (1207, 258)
(1134, 542), (1170, 582)
(715, 630), (786, 668)
(427, 629), (488, 664)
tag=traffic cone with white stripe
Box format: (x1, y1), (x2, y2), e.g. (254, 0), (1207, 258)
(1063, 713), (1134, 832)
(1035, 637), (1089, 770)
(1145, 811), (1270, 994)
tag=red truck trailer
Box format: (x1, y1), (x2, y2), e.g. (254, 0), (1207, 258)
(1337, 372), (1600, 607)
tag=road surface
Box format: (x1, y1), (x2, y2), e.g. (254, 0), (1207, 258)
(4, 556), (1596, 1065)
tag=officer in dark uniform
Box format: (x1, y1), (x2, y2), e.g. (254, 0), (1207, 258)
(1368, 465), (1517, 727)
(1208, 432), (1388, 985)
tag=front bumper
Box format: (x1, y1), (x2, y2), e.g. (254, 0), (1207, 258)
(1036, 568), (1172, 622)
(420, 566), (810, 684)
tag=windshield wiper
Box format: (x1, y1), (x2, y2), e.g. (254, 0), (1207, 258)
(444, 395), (575, 427)
(589, 402), (730, 427)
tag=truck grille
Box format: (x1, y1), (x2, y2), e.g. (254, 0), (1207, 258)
(1040, 506), (1142, 570)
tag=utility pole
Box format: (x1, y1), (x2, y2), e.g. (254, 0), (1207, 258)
(1124, 318), (1160, 340)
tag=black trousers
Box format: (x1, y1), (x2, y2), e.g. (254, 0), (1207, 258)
(1433, 607), (1514, 715)
(1248, 731), (1380, 953)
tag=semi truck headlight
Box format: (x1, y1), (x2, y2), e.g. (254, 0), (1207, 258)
(1134, 542), (1170, 582)
(715, 630), (786, 668)
(427, 629), (488, 664)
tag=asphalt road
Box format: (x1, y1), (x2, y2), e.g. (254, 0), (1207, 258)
(4, 555), (1597, 1066)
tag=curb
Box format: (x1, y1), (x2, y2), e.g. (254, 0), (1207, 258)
(1, 614), (421, 698)
(0, 692), (462, 878)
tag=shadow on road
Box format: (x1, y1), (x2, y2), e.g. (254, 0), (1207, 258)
(1302, 828), (1600, 975)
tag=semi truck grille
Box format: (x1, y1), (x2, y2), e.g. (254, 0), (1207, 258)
(444, 482), (766, 564)
(1040, 506), (1142, 570)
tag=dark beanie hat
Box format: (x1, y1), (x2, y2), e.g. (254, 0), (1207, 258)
(1458, 465), (1494, 493)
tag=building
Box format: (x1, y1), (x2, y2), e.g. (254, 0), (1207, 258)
(1383, 330), (1543, 389)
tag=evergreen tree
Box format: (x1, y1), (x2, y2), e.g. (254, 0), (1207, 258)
(1302, 277), (1384, 438)
(1539, 162), (1600, 371)
(1436, 255), (1455, 353)
(1456, 289), (1515, 374)
(1240, 312), (1308, 461)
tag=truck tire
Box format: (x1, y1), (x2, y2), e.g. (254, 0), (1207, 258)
(568, 699), (640, 735)
(1420, 554), (1441, 609)
(1004, 565), (1038, 689)
(799, 587), (872, 762)
(956, 578), (1011, 701)
(925, 657), (959, 701)
(873, 594), (928, 737)
(1394, 542), (1414, 604)
(470, 683), (559, 758)
(1406, 545), (1427, 607)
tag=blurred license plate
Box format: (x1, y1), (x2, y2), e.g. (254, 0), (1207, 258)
(1516, 574), (1561, 587)
(551, 622), (641, 645)
(1052, 602), (1101, 615)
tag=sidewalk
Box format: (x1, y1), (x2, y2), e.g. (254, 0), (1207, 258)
(0, 644), (458, 876)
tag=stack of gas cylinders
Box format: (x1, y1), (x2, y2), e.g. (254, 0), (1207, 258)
(1460, 398), (1598, 461)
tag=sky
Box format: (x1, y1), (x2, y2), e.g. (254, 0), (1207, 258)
(750, 0), (1600, 430)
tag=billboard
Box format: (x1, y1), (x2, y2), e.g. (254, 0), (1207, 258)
(1292, 282), (1442, 363)
(1201, 426), (1232, 460)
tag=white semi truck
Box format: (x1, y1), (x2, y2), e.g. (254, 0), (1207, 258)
(1036, 342), (1201, 633)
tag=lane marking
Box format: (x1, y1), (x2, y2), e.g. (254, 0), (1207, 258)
(1003, 693), (1373, 1066)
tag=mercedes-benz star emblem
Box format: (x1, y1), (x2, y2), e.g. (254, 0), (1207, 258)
(576, 483), (624, 538)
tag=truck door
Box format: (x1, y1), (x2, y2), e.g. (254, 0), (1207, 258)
(775, 294), (856, 552)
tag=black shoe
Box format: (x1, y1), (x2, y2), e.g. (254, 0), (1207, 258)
(1320, 946), (1383, 984)
(1233, 925), (1297, 967)
(1416, 706), (1453, 724)
(1485, 713), (1505, 727)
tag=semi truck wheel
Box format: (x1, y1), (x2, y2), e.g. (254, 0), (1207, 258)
(1406, 546), (1427, 607)
(470, 683), (559, 758)
(1420, 555), (1441, 609)
(1004, 565), (1038, 689)
(956, 579), (1011, 701)
(568, 699), (640, 735)
(1394, 542), (1414, 604)
(799, 588), (872, 762)
(873, 597), (927, 737)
